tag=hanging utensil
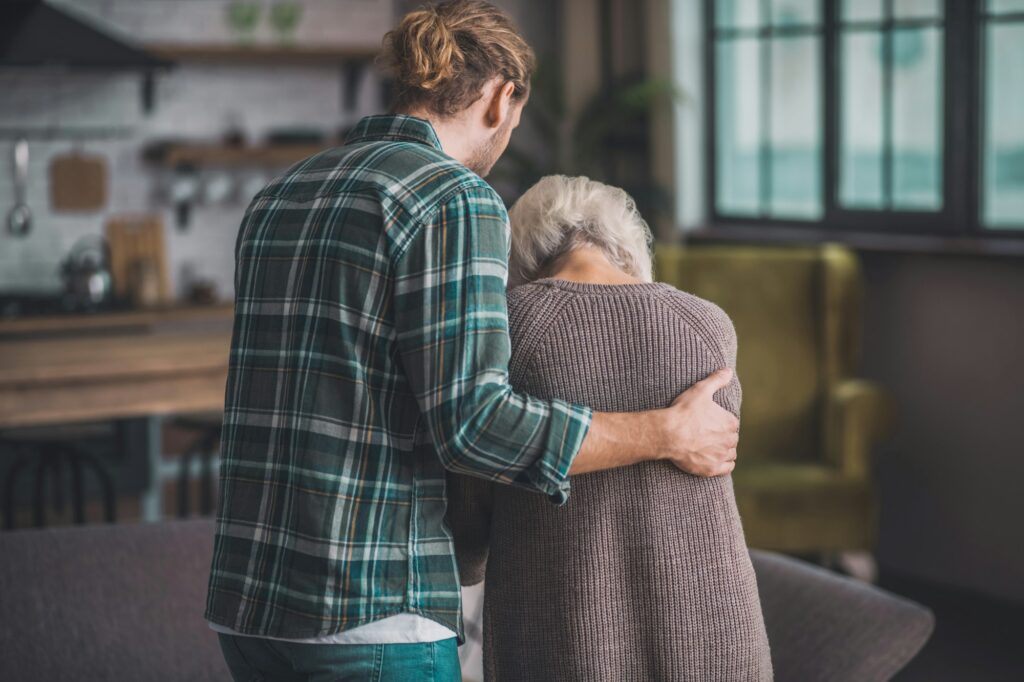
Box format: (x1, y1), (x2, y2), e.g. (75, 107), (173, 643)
(7, 139), (32, 237)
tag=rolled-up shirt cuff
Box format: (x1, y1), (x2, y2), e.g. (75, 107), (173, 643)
(525, 400), (592, 506)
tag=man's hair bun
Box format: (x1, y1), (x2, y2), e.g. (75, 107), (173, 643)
(391, 7), (464, 92)
(380, 0), (535, 117)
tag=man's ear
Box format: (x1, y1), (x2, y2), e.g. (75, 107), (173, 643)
(485, 80), (516, 130)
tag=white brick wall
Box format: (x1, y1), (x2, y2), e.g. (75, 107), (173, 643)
(0, 0), (390, 297)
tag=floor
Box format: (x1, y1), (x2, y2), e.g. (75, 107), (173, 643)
(878, 567), (1024, 681)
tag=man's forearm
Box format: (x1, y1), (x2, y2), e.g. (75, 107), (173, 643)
(569, 409), (666, 475)
(566, 368), (739, 478)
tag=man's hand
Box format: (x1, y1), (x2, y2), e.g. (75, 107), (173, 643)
(569, 367), (740, 477)
(659, 368), (739, 476)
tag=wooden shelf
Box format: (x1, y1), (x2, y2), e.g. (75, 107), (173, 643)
(160, 143), (333, 168)
(149, 43), (377, 65)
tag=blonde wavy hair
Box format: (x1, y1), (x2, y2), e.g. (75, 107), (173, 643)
(380, 0), (535, 117)
(508, 175), (655, 286)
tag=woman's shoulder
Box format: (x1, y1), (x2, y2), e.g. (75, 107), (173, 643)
(653, 285), (738, 353)
(506, 280), (552, 308)
(506, 281), (564, 322)
(654, 285), (731, 322)
(505, 281), (574, 339)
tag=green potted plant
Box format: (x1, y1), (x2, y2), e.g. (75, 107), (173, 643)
(490, 59), (682, 226)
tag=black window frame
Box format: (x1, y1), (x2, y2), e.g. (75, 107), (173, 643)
(703, 0), (1024, 239)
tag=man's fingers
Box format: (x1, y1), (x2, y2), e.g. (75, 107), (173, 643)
(714, 457), (736, 476)
(694, 367), (733, 396)
(670, 368), (733, 406)
(678, 451), (738, 477)
(694, 460), (735, 477)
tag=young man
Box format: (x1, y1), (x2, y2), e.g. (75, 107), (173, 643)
(205, 2), (740, 679)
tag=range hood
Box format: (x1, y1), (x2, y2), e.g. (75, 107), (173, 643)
(0, 0), (171, 70)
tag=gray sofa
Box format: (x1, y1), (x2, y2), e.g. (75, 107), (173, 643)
(751, 549), (935, 681)
(0, 519), (229, 682)
(0, 520), (933, 681)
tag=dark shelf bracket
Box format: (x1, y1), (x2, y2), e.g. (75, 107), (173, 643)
(141, 70), (156, 115)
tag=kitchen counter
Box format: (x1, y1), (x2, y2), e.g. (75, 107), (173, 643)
(0, 305), (232, 428)
(0, 304), (233, 521)
(0, 302), (233, 338)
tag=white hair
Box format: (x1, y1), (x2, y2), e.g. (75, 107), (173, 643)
(507, 175), (654, 286)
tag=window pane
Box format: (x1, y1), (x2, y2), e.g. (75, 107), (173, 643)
(983, 23), (1024, 228)
(893, 0), (943, 19)
(770, 0), (820, 27)
(716, 0), (762, 29)
(988, 0), (1024, 14)
(840, 32), (884, 207)
(892, 27), (943, 209)
(770, 36), (823, 218)
(716, 39), (762, 215)
(842, 0), (883, 22)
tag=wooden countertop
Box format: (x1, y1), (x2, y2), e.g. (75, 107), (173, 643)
(0, 303), (233, 338)
(0, 306), (233, 429)
(0, 331), (230, 386)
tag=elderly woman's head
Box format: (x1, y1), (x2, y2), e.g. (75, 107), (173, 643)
(507, 175), (654, 286)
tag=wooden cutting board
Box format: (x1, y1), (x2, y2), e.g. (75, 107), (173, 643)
(105, 215), (171, 306)
(50, 151), (108, 211)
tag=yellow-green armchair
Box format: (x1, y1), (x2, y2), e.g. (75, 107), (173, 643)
(655, 242), (894, 554)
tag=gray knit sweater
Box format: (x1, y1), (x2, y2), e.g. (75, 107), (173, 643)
(446, 278), (773, 681)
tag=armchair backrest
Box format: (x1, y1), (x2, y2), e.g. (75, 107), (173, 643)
(654, 243), (864, 464)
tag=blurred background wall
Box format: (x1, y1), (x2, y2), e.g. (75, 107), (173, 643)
(861, 252), (1024, 605)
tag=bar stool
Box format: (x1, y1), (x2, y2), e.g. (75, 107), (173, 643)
(1, 424), (117, 529)
(171, 413), (222, 518)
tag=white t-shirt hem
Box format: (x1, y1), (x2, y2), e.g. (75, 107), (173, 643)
(207, 613), (457, 645)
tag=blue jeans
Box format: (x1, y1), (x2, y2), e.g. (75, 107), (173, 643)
(217, 633), (462, 682)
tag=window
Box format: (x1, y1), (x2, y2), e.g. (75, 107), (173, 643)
(704, 0), (1024, 235)
(713, 0), (823, 219)
(982, 0), (1024, 227)
(838, 0), (944, 211)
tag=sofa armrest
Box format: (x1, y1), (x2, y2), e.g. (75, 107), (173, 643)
(825, 379), (895, 479)
(751, 548), (935, 682)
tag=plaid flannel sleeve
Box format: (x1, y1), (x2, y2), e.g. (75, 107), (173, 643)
(392, 185), (592, 504)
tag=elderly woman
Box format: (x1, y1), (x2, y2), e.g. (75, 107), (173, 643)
(446, 175), (773, 681)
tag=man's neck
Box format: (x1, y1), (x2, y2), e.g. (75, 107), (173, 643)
(399, 109), (475, 167)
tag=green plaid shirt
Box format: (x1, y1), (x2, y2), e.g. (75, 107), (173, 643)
(204, 114), (592, 642)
